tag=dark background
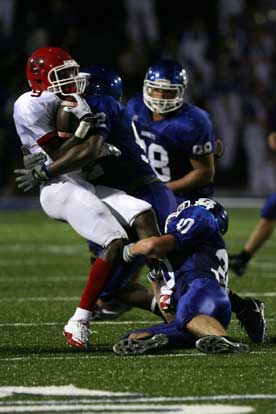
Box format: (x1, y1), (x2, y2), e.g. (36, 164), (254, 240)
(1, 0), (276, 197)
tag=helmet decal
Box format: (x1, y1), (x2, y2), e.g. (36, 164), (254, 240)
(29, 57), (45, 74)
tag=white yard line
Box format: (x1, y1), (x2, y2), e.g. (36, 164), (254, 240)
(0, 321), (158, 326)
(0, 403), (255, 414)
(0, 275), (271, 282)
(242, 292), (276, 297)
(0, 260), (73, 266)
(0, 245), (85, 254)
(0, 276), (85, 282)
(0, 297), (80, 302)
(0, 292), (276, 302)
(0, 318), (275, 327)
(0, 395), (275, 403)
(217, 197), (265, 208)
(1, 350), (276, 362)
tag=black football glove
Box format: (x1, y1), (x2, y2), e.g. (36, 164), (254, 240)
(229, 251), (251, 277)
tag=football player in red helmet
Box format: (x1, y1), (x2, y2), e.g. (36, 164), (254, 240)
(13, 46), (159, 350)
(26, 46), (86, 96)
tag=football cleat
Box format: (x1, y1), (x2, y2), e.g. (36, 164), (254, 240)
(90, 304), (121, 321)
(195, 335), (249, 354)
(90, 301), (132, 321)
(236, 297), (266, 343)
(113, 334), (169, 355)
(63, 320), (91, 349)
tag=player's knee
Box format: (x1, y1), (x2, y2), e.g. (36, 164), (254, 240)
(133, 208), (160, 239)
(100, 238), (127, 264)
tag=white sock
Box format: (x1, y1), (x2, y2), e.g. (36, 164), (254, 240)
(71, 307), (91, 323)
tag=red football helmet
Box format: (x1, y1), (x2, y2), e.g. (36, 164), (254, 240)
(26, 46), (86, 95)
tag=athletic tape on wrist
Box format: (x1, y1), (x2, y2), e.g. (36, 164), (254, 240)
(150, 296), (157, 312)
(123, 243), (135, 263)
(75, 120), (91, 139)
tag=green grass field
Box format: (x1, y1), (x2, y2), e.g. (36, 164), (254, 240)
(0, 206), (275, 414)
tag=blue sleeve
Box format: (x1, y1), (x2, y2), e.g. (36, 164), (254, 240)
(117, 106), (133, 132)
(167, 206), (218, 249)
(174, 109), (215, 158)
(86, 95), (121, 138)
(261, 193), (276, 219)
(126, 94), (142, 119)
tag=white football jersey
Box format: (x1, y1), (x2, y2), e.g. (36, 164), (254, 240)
(13, 90), (153, 248)
(13, 91), (61, 162)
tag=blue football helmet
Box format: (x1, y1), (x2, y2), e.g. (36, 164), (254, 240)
(80, 65), (123, 101)
(166, 198), (229, 235)
(143, 59), (188, 114)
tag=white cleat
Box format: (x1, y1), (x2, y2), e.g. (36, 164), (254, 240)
(63, 320), (91, 350)
(196, 335), (250, 354)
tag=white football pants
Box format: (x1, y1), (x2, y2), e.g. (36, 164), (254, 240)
(40, 173), (151, 247)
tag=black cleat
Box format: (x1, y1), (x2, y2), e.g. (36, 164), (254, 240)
(196, 335), (249, 354)
(90, 301), (132, 321)
(236, 297), (266, 343)
(113, 334), (169, 355)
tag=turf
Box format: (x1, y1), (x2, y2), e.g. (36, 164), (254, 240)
(0, 207), (275, 413)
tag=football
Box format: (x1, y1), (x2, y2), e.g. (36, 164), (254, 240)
(56, 97), (79, 138)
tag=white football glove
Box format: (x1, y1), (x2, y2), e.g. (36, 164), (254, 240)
(21, 145), (47, 169)
(14, 165), (50, 192)
(63, 94), (92, 120)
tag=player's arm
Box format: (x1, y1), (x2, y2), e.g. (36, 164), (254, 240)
(214, 138), (224, 160)
(124, 234), (177, 260)
(15, 133), (105, 192)
(14, 95), (106, 191)
(42, 133), (104, 176)
(42, 94), (105, 166)
(166, 153), (215, 193)
(268, 132), (276, 151)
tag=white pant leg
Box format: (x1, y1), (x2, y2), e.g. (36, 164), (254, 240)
(40, 177), (128, 247)
(95, 185), (152, 226)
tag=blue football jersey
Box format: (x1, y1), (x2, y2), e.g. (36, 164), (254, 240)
(127, 94), (215, 198)
(86, 94), (158, 191)
(160, 205), (228, 302)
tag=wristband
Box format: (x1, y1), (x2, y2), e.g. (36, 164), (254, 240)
(123, 243), (135, 263)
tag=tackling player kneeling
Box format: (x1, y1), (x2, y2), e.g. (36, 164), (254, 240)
(113, 198), (250, 355)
